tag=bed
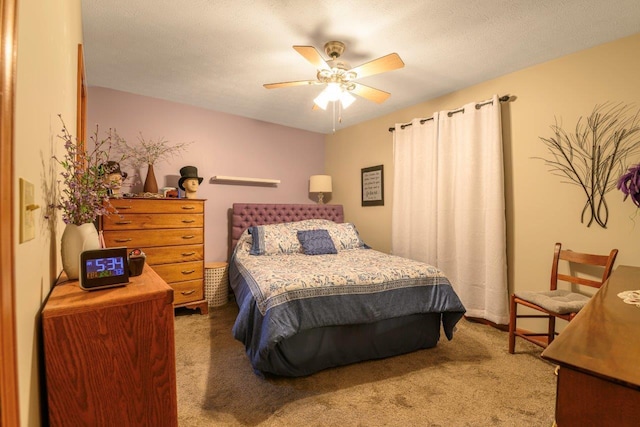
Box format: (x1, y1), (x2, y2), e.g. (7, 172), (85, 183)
(229, 203), (466, 377)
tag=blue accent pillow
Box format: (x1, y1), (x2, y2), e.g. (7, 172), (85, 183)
(297, 229), (337, 255)
(248, 226), (264, 255)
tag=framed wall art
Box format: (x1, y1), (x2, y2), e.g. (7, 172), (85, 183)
(361, 165), (384, 206)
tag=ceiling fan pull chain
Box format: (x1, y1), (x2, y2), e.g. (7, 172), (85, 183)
(332, 101), (336, 133)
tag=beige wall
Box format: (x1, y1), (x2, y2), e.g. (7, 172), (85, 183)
(13, 0), (82, 424)
(327, 33), (640, 303)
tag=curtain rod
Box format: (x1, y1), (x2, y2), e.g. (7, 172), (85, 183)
(388, 95), (511, 132)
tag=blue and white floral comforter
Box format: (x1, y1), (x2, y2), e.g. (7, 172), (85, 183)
(229, 221), (466, 375)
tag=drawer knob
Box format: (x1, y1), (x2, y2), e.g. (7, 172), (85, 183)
(181, 206), (195, 210)
(181, 219), (195, 223)
(115, 220), (132, 225)
(181, 289), (196, 296)
(181, 269), (195, 275)
(115, 238), (132, 243)
(182, 252), (196, 256)
(182, 235), (195, 239)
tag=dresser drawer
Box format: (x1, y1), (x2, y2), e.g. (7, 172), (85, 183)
(108, 199), (203, 214)
(143, 244), (204, 265)
(102, 213), (203, 230)
(171, 280), (205, 305)
(103, 229), (203, 247)
(151, 261), (203, 284)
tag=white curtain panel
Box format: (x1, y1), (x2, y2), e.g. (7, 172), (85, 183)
(392, 115), (439, 264)
(392, 95), (508, 324)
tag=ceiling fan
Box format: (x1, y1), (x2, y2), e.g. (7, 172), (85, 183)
(263, 41), (404, 111)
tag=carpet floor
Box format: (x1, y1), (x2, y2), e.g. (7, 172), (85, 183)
(174, 303), (556, 427)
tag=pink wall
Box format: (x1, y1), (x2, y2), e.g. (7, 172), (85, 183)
(87, 87), (325, 261)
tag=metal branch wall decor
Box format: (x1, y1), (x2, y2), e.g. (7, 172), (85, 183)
(537, 103), (640, 228)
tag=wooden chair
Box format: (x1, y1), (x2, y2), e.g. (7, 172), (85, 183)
(508, 242), (618, 353)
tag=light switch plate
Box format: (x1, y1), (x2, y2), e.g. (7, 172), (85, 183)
(19, 178), (36, 243)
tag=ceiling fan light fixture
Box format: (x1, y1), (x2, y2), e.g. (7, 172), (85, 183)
(314, 84), (341, 109)
(317, 69), (333, 80)
(343, 82), (356, 92)
(265, 40), (404, 123)
(314, 85), (356, 110)
(313, 90), (330, 110)
(324, 83), (342, 101)
(340, 91), (355, 109)
(343, 70), (357, 81)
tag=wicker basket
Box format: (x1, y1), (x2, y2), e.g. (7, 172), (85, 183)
(204, 262), (229, 307)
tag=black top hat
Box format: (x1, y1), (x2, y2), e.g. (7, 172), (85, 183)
(178, 165), (203, 190)
(100, 161), (127, 179)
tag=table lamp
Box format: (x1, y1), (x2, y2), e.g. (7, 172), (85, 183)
(310, 175), (332, 204)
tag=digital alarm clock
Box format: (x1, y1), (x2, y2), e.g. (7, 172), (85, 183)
(79, 247), (130, 291)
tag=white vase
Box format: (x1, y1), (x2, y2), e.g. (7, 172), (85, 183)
(61, 223), (101, 280)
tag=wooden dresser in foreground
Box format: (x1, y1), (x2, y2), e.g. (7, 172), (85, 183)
(42, 265), (178, 426)
(541, 265), (640, 427)
(102, 197), (208, 314)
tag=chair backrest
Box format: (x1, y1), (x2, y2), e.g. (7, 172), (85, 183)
(550, 242), (618, 290)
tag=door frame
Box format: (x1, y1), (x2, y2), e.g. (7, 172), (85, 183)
(0, 0), (20, 425)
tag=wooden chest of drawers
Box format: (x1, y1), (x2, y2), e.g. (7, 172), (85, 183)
(102, 198), (208, 314)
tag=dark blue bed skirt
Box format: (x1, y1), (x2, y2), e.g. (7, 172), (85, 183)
(230, 260), (464, 377)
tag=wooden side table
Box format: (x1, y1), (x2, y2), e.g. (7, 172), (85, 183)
(42, 265), (178, 426)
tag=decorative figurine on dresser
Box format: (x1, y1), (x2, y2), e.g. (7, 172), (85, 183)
(100, 195), (208, 314)
(99, 161), (128, 197)
(178, 165), (203, 199)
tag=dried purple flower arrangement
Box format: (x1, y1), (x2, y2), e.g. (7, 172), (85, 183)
(617, 163), (640, 207)
(50, 115), (125, 225)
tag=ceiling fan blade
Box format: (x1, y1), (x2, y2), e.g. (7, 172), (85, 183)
(351, 83), (391, 104)
(293, 45), (329, 70)
(263, 80), (317, 89)
(350, 53), (404, 79)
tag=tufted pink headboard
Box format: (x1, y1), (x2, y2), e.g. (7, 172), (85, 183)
(231, 203), (344, 250)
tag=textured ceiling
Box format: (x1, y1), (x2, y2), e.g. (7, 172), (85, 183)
(81, 0), (640, 134)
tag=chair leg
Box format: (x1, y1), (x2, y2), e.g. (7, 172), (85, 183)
(508, 294), (517, 354)
(548, 316), (556, 346)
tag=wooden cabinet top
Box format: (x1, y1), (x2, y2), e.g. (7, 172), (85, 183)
(541, 265), (640, 389)
(43, 264), (173, 318)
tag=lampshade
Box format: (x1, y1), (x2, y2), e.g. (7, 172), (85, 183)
(324, 83), (342, 101)
(313, 91), (330, 110)
(313, 84), (356, 111)
(309, 175), (332, 193)
(339, 91), (356, 109)
(310, 175), (332, 203)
